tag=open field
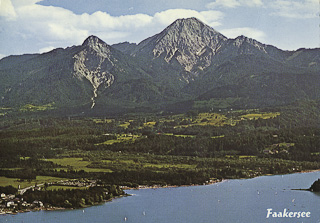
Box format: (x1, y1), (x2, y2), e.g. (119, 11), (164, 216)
(46, 185), (87, 191)
(1, 105), (320, 189)
(174, 112), (227, 128)
(96, 134), (141, 145)
(0, 176), (67, 188)
(119, 122), (130, 128)
(240, 112), (280, 120)
(143, 163), (197, 169)
(98, 158), (196, 170)
(20, 103), (56, 112)
(170, 111), (280, 128)
(163, 133), (195, 138)
(92, 118), (114, 124)
(44, 158), (112, 173)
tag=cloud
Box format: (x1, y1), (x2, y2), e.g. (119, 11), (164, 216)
(78, 11), (153, 30)
(206, 0), (241, 8)
(153, 9), (224, 27)
(0, 0), (17, 20)
(39, 46), (55, 54)
(0, 54), (7, 60)
(206, 0), (263, 9)
(220, 27), (266, 41)
(0, 1), (225, 56)
(269, 0), (318, 19)
(206, 0), (316, 19)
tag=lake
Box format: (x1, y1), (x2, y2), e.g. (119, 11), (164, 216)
(2, 171), (320, 223)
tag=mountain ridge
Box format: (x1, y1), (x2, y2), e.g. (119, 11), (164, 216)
(1, 18), (320, 115)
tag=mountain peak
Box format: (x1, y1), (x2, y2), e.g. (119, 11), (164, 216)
(80, 35), (113, 58)
(135, 17), (227, 76)
(170, 17), (203, 25)
(82, 35), (108, 48)
(164, 17), (221, 36)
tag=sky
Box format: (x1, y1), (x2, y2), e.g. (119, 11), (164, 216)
(0, 0), (319, 59)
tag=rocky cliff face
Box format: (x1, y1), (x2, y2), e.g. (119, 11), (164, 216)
(115, 18), (291, 83)
(132, 18), (227, 82)
(73, 36), (116, 108)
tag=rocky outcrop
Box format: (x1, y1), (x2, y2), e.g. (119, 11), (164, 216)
(132, 18), (227, 81)
(73, 36), (115, 108)
(118, 18), (290, 83)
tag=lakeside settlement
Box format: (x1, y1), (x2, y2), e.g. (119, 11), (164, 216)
(0, 179), (125, 215)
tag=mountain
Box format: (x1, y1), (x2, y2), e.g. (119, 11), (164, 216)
(113, 18), (289, 81)
(0, 36), (165, 113)
(1, 18), (320, 115)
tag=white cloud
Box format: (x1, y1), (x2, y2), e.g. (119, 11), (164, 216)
(1, 1), (226, 56)
(247, 0), (263, 7)
(0, 54), (7, 59)
(207, 0), (241, 8)
(269, 0), (318, 19)
(205, 0), (316, 18)
(197, 10), (225, 27)
(77, 11), (153, 30)
(206, 0), (263, 9)
(0, 0), (17, 20)
(220, 27), (266, 41)
(47, 23), (89, 41)
(153, 9), (224, 27)
(39, 46), (55, 54)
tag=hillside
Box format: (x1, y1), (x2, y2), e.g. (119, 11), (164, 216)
(1, 18), (320, 116)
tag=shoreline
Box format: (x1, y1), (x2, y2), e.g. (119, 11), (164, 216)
(122, 178), (225, 191)
(124, 168), (320, 191)
(1, 169), (319, 216)
(0, 194), (129, 216)
(296, 169), (320, 174)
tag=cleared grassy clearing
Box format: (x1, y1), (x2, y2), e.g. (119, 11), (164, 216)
(225, 155), (258, 159)
(46, 185), (87, 191)
(143, 163), (197, 169)
(144, 121), (156, 126)
(53, 167), (112, 173)
(175, 113), (227, 128)
(0, 176), (67, 188)
(240, 112), (280, 120)
(20, 103), (55, 112)
(119, 122), (130, 128)
(96, 134), (141, 145)
(211, 135), (225, 139)
(92, 118), (114, 124)
(100, 159), (196, 169)
(163, 133), (195, 138)
(45, 158), (112, 173)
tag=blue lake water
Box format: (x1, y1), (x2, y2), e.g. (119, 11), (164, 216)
(2, 171), (320, 223)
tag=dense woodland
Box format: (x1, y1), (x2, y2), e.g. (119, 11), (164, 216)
(1, 100), (320, 189)
(20, 185), (124, 208)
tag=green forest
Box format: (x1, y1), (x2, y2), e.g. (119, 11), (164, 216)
(1, 100), (320, 209)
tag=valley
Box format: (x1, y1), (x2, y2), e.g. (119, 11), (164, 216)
(1, 17), (320, 213)
(1, 103), (320, 187)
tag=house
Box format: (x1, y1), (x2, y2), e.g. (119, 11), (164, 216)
(6, 201), (15, 208)
(7, 194), (15, 200)
(32, 200), (44, 207)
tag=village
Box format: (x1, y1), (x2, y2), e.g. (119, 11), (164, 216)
(0, 179), (99, 215)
